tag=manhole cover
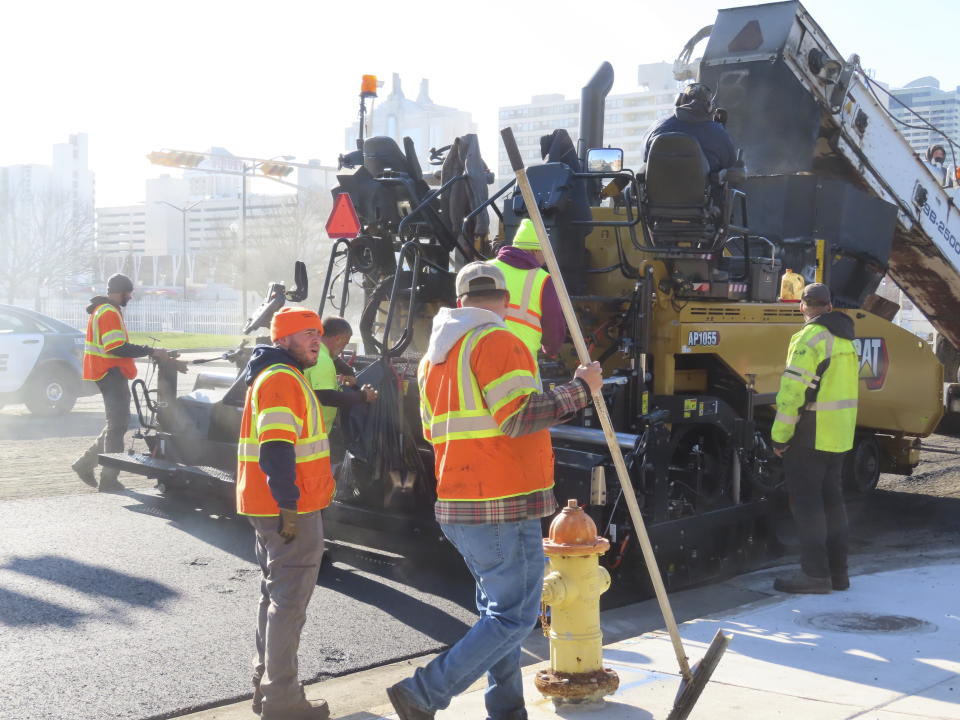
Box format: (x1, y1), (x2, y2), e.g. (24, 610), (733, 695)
(804, 612), (937, 634)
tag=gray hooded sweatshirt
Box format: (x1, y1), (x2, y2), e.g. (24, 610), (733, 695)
(424, 307), (505, 365)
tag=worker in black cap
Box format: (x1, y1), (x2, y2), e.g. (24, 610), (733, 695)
(770, 282), (859, 593)
(71, 273), (178, 492)
(642, 82), (737, 174)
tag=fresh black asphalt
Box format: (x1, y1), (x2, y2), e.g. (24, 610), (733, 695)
(0, 489), (478, 720)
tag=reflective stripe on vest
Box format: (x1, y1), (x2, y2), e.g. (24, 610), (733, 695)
(489, 259), (548, 359)
(806, 398), (858, 412)
(83, 304), (136, 381)
(423, 327), (504, 444)
(771, 321), (859, 453)
(782, 364), (820, 390)
(418, 325), (552, 502)
(86, 305), (127, 358)
(237, 364), (329, 465)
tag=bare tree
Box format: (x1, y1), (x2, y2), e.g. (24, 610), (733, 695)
(0, 183), (94, 304)
(208, 189), (334, 299)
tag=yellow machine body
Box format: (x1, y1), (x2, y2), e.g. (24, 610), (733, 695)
(560, 207), (943, 460)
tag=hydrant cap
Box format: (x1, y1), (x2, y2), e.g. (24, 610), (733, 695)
(543, 500), (610, 556)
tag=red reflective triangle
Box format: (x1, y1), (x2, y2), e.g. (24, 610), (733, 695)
(325, 193), (362, 239)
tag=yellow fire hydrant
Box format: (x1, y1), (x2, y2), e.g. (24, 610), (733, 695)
(535, 499), (619, 703)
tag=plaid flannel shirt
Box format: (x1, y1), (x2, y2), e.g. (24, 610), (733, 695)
(434, 378), (591, 525)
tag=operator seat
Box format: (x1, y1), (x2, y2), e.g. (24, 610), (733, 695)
(363, 136), (414, 177)
(642, 132), (744, 251)
(348, 136), (434, 232)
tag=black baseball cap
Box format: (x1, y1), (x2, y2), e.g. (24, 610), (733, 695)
(801, 283), (832, 305)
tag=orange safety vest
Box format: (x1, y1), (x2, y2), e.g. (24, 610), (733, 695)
(418, 325), (554, 501)
(83, 303), (137, 381)
(236, 362), (335, 516)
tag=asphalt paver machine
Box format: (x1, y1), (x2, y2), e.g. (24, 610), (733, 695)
(103, 0), (953, 590)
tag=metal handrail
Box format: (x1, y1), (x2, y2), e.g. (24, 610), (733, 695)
(395, 173), (468, 255)
(317, 238), (352, 318)
(379, 240), (423, 359)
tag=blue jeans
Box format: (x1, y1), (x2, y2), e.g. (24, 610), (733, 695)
(399, 518), (544, 720)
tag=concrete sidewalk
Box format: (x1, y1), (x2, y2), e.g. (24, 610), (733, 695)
(431, 559), (960, 720)
(177, 553), (959, 720)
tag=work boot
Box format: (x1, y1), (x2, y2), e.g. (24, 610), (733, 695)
(774, 571), (831, 594)
(259, 697), (329, 720)
(97, 472), (125, 494)
(252, 675), (263, 715)
(71, 458), (98, 488)
(387, 683), (435, 720)
(831, 573), (850, 591)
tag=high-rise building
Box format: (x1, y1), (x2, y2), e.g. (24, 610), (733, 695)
(0, 133), (95, 223)
(0, 134), (96, 297)
(95, 157), (338, 289)
(497, 63), (680, 179)
(887, 77), (960, 158)
(344, 74), (477, 171)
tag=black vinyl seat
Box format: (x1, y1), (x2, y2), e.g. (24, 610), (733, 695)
(642, 133), (746, 252)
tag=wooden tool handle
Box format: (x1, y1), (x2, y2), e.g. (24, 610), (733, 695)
(500, 127), (692, 681)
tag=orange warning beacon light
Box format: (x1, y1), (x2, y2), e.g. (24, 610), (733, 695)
(361, 75), (378, 99)
(326, 193), (362, 239)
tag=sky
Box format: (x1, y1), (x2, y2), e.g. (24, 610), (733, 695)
(1, 0), (957, 207)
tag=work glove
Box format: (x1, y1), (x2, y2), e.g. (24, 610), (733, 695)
(277, 508), (299, 544)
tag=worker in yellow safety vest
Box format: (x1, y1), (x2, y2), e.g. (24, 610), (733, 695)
(771, 283), (859, 595)
(304, 316), (378, 435)
(488, 218), (566, 363)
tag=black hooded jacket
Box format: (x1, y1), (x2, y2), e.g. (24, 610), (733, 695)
(808, 310), (855, 342)
(642, 102), (737, 174)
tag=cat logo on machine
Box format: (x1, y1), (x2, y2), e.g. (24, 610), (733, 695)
(687, 330), (720, 347)
(854, 337), (888, 391)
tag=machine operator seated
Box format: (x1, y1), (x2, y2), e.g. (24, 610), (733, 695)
(643, 82), (736, 176)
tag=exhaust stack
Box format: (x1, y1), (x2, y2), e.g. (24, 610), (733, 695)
(578, 62), (615, 169)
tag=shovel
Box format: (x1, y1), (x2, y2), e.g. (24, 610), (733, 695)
(501, 127), (731, 720)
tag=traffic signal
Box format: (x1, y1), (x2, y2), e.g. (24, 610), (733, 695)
(146, 150), (204, 168)
(260, 161), (294, 178)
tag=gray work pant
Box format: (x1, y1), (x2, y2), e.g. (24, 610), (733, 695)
(75, 367), (131, 479)
(250, 511), (325, 711)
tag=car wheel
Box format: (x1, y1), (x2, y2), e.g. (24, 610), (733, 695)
(24, 366), (79, 416)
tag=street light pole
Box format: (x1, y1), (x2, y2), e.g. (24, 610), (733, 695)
(239, 155), (293, 321)
(156, 200), (201, 298)
(241, 162), (248, 321)
(147, 149), (295, 318)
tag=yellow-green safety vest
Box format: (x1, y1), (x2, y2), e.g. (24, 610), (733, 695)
(304, 344), (339, 432)
(488, 259), (549, 361)
(771, 322), (859, 453)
